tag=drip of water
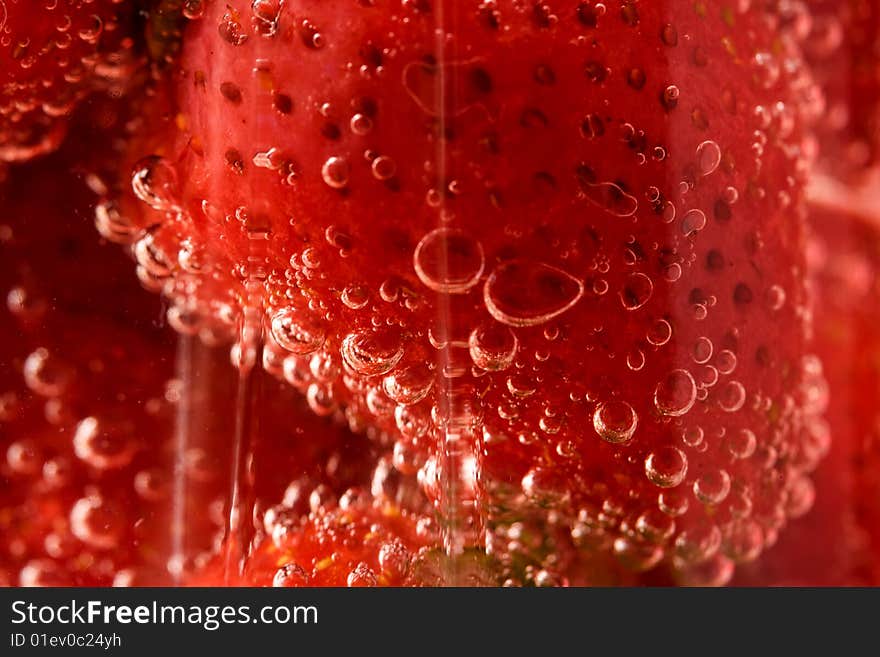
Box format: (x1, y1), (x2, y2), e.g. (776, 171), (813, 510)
(222, 234), (268, 582)
(222, 325), (261, 582)
(430, 1), (488, 584)
(432, 0), (462, 585)
(219, 37), (275, 581)
(170, 334), (193, 585)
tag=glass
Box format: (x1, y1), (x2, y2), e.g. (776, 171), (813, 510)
(0, 0), (878, 587)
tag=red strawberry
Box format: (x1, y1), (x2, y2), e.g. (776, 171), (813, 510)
(0, 141), (394, 585)
(799, 0), (880, 585)
(109, 1), (830, 585)
(0, 0), (139, 162)
(118, 3), (822, 579)
(733, 199), (880, 585)
(792, 0), (880, 181)
(0, 149), (177, 585)
(727, 0), (880, 586)
(192, 499), (436, 587)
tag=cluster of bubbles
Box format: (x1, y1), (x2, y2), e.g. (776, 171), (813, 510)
(260, 481), (431, 587)
(0, 0), (138, 163)
(0, 323), (186, 585)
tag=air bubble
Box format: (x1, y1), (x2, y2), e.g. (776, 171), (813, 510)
(70, 494), (125, 550)
(581, 180), (638, 217)
(727, 429), (757, 459)
(658, 489), (689, 516)
(371, 155), (397, 180)
(350, 113), (373, 135)
(341, 285), (369, 309)
(134, 469), (170, 502)
(786, 476), (815, 518)
(723, 520), (764, 563)
(681, 426), (704, 448)
(646, 318), (672, 346)
(378, 541), (411, 579)
(6, 440), (41, 475)
(321, 156), (350, 189)
(697, 365), (719, 388)
(273, 563), (310, 587)
(270, 308), (326, 355)
(383, 364), (433, 405)
(752, 52), (780, 89)
(310, 350), (340, 382)
(42, 458), (73, 489)
(682, 209), (707, 235)
(692, 336), (713, 364)
(468, 323), (518, 371)
(6, 286), (45, 320)
(661, 84), (680, 110)
(626, 348), (645, 371)
(693, 469), (731, 505)
(252, 0), (282, 36)
(718, 380), (746, 412)
(765, 284), (786, 310)
(19, 560), (70, 587)
(654, 369), (697, 416)
(306, 382), (337, 416)
(341, 329), (404, 376)
(182, 0), (205, 19)
(635, 508), (676, 542)
(675, 555), (734, 587)
(619, 272), (653, 310)
(674, 524), (722, 564)
(73, 417), (136, 470)
(395, 404), (429, 439)
(134, 233), (172, 278)
(94, 199), (139, 244)
(645, 446), (688, 487)
(131, 156), (179, 212)
(167, 305), (202, 336)
(413, 228), (485, 294)
(696, 140), (721, 176)
(78, 15), (103, 43)
(218, 11), (248, 45)
(593, 401), (638, 444)
(484, 260), (583, 327)
(664, 263), (682, 282)
(715, 349), (737, 374)
(522, 467), (570, 506)
(23, 349), (70, 397)
(613, 538), (664, 572)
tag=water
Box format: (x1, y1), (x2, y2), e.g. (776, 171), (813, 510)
(3, 0), (880, 588)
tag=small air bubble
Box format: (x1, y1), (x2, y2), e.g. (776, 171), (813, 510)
(321, 156), (350, 189)
(696, 140), (721, 176)
(654, 369), (697, 417)
(413, 228), (484, 294)
(593, 401), (638, 444)
(645, 447), (688, 488)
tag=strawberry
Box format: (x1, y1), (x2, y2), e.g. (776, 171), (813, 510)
(727, 0), (880, 586)
(733, 200), (880, 586)
(0, 141), (393, 585)
(0, 140), (178, 584)
(0, 0), (139, 162)
(107, 0), (830, 586)
(192, 499), (436, 587)
(793, 0), (880, 181)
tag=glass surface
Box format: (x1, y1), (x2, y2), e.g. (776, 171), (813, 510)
(0, 0), (878, 587)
